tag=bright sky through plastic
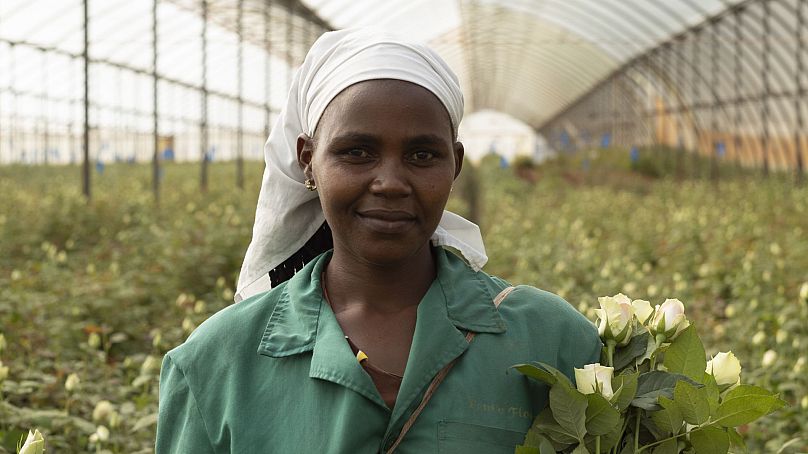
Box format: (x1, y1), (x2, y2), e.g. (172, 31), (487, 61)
(0, 0), (753, 164)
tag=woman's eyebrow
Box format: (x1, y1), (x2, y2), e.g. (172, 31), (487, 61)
(330, 132), (381, 145)
(405, 134), (449, 147)
(329, 132), (449, 147)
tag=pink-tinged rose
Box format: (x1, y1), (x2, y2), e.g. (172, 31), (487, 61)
(595, 294), (635, 346)
(650, 298), (689, 341)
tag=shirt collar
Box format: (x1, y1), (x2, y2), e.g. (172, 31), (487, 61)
(257, 247), (506, 358)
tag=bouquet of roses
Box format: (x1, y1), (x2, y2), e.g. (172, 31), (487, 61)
(512, 294), (785, 454)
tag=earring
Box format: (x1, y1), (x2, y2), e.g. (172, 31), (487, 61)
(304, 178), (317, 191)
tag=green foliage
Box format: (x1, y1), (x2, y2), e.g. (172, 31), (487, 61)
(631, 372), (702, 412)
(0, 162), (260, 453)
(448, 156), (482, 224)
(1, 156), (806, 452)
(673, 381), (709, 425)
(663, 326), (706, 382)
(514, 320), (785, 454)
(478, 154), (807, 451)
(513, 155), (537, 170)
(584, 394), (620, 436)
(613, 332), (649, 371)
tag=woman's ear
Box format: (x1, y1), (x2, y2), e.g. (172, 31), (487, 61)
(297, 133), (314, 178)
(452, 141), (465, 179)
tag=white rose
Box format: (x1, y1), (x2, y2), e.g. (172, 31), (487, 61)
(751, 331), (766, 346)
(574, 363), (615, 399)
(0, 361), (8, 382)
(649, 299), (689, 341)
(706, 351), (742, 386)
(761, 350), (778, 367)
(795, 357), (806, 374)
(799, 282), (808, 301)
(152, 331), (162, 348)
(109, 411), (121, 429)
(92, 400), (114, 422)
(65, 373), (80, 392)
(88, 332), (101, 349)
(19, 429), (45, 454)
(141, 355), (159, 376)
(175, 293), (190, 307)
(95, 425), (110, 442)
(631, 299), (654, 324)
(595, 294), (635, 345)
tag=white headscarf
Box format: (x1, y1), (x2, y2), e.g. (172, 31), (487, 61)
(235, 28), (487, 302)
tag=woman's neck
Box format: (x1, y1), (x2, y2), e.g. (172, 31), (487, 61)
(324, 243), (437, 315)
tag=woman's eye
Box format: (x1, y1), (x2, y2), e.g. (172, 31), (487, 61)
(345, 148), (370, 158)
(411, 150), (435, 161)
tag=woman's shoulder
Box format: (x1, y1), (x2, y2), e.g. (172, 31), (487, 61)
(486, 279), (600, 349)
(500, 285), (592, 328)
(442, 250), (596, 339)
(491, 282), (602, 374)
(164, 284), (286, 367)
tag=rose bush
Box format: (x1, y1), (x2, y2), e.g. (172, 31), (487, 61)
(514, 295), (785, 454)
(2, 155), (806, 451)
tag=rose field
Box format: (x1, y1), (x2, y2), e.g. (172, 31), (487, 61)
(1, 151), (807, 453)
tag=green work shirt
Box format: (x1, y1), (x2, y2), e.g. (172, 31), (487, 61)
(156, 247), (601, 453)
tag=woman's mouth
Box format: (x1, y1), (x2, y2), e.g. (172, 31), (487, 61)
(356, 210), (416, 234)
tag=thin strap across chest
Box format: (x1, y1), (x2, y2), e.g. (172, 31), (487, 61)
(384, 285), (516, 454)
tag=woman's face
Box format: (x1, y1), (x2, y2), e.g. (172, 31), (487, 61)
(297, 79), (463, 267)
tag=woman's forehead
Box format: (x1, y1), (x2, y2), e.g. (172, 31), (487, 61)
(315, 79), (455, 140)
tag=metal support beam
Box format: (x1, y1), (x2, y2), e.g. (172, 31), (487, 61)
(200, 0), (209, 191)
(733, 10), (744, 169)
(691, 30), (701, 178)
(286, 1), (294, 90)
(264, 0), (272, 141)
(796, 1), (805, 184)
(42, 51), (50, 165)
(672, 38), (685, 179)
(82, 0), (90, 200)
(236, 0), (244, 189)
(762, 0), (771, 176)
(153, 0), (161, 203)
(710, 20), (719, 182)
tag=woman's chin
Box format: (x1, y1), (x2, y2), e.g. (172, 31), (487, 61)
(347, 241), (433, 269)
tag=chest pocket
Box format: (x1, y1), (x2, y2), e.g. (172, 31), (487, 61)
(437, 421), (526, 454)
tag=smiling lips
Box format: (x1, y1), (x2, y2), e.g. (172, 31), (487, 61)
(357, 209), (416, 234)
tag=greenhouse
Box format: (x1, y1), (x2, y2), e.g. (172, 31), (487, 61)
(1, 0), (807, 453)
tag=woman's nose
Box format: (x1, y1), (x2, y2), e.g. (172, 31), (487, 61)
(369, 159), (411, 197)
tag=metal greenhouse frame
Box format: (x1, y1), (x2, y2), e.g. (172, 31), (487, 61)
(1, 0), (805, 202)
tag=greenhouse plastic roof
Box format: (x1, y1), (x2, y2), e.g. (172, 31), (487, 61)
(303, 0), (745, 129)
(1, 0), (744, 131)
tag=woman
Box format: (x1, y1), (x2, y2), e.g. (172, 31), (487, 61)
(156, 28), (600, 453)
